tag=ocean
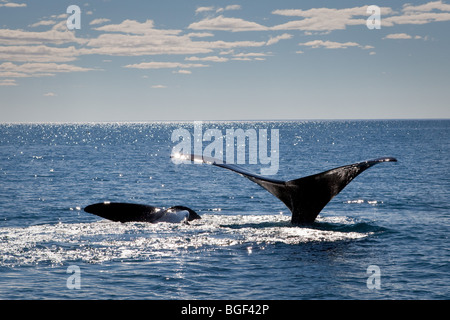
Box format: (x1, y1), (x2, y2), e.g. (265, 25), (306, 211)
(0, 120), (448, 300)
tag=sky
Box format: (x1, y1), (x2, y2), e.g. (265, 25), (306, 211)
(0, 0), (449, 122)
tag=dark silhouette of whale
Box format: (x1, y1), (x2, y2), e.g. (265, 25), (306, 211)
(174, 154), (397, 224)
(84, 202), (201, 224)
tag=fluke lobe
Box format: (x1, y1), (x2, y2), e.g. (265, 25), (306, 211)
(84, 202), (201, 224)
(176, 154), (397, 224)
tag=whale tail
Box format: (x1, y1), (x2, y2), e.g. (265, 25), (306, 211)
(175, 154), (397, 224)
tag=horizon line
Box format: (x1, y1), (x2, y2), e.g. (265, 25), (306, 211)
(1, 118), (449, 125)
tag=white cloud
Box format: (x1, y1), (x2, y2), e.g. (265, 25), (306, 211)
(224, 5), (241, 11)
(0, 27), (87, 45)
(89, 18), (111, 26)
(383, 33), (427, 40)
(383, 12), (450, 26)
(188, 15), (268, 32)
(402, 1), (450, 13)
(85, 20), (265, 57)
(185, 56), (228, 62)
(79, 19), (266, 58)
(202, 40), (266, 49)
(0, 45), (79, 62)
(151, 85), (167, 89)
(186, 32), (214, 38)
(173, 69), (192, 74)
(217, 5), (242, 13)
(198, 5), (241, 14)
(43, 92), (57, 96)
(196, 6), (215, 14)
(270, 4), (448, 31)
(233, 52), (269, 58)
(231, 57), (251, 61)
(0, 71), (31, 78)
(0, 2), (26, 8)
(382, 1), (450, 26)
(50, 13), (68, 19)
(82, 33), (212, 56)
(0, 79), (17, 86)
(185, 52), (269, 62)
(271, 6), (391, 31)
(231, 52), (269, 61)
(93, 19), (180, 35)
(384, 33), (413, 39)
(29, 20), (56, 28)
(3, 2), (449, 88)
(123, 62), (209, 69)
(0, 62), (95, 78)
(298, 40), (361, 49)
(219, 49), (234, 55)
(266, 33), (293, 45)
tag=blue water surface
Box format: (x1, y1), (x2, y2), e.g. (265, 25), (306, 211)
(0, 120), (448, 299)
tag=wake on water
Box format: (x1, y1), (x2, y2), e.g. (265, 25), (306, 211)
(0, 213), (381, 268)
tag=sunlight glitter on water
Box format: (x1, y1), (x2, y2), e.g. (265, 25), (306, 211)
(0, 214), (371, 267)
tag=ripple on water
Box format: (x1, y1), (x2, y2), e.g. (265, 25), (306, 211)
(0, 214), (375, 267)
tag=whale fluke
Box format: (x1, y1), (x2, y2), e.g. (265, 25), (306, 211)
(84, 202), (201, 224)
(175, 154), (397, 224)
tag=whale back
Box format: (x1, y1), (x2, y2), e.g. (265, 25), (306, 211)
(84, 202), (201, 223)
(84, 202), (165, 223)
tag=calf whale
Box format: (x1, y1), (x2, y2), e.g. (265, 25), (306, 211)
(84, 202), (201, 224)
(175, 154), (397, 224)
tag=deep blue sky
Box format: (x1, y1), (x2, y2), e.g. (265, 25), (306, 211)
(1, 0), (449, 122)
